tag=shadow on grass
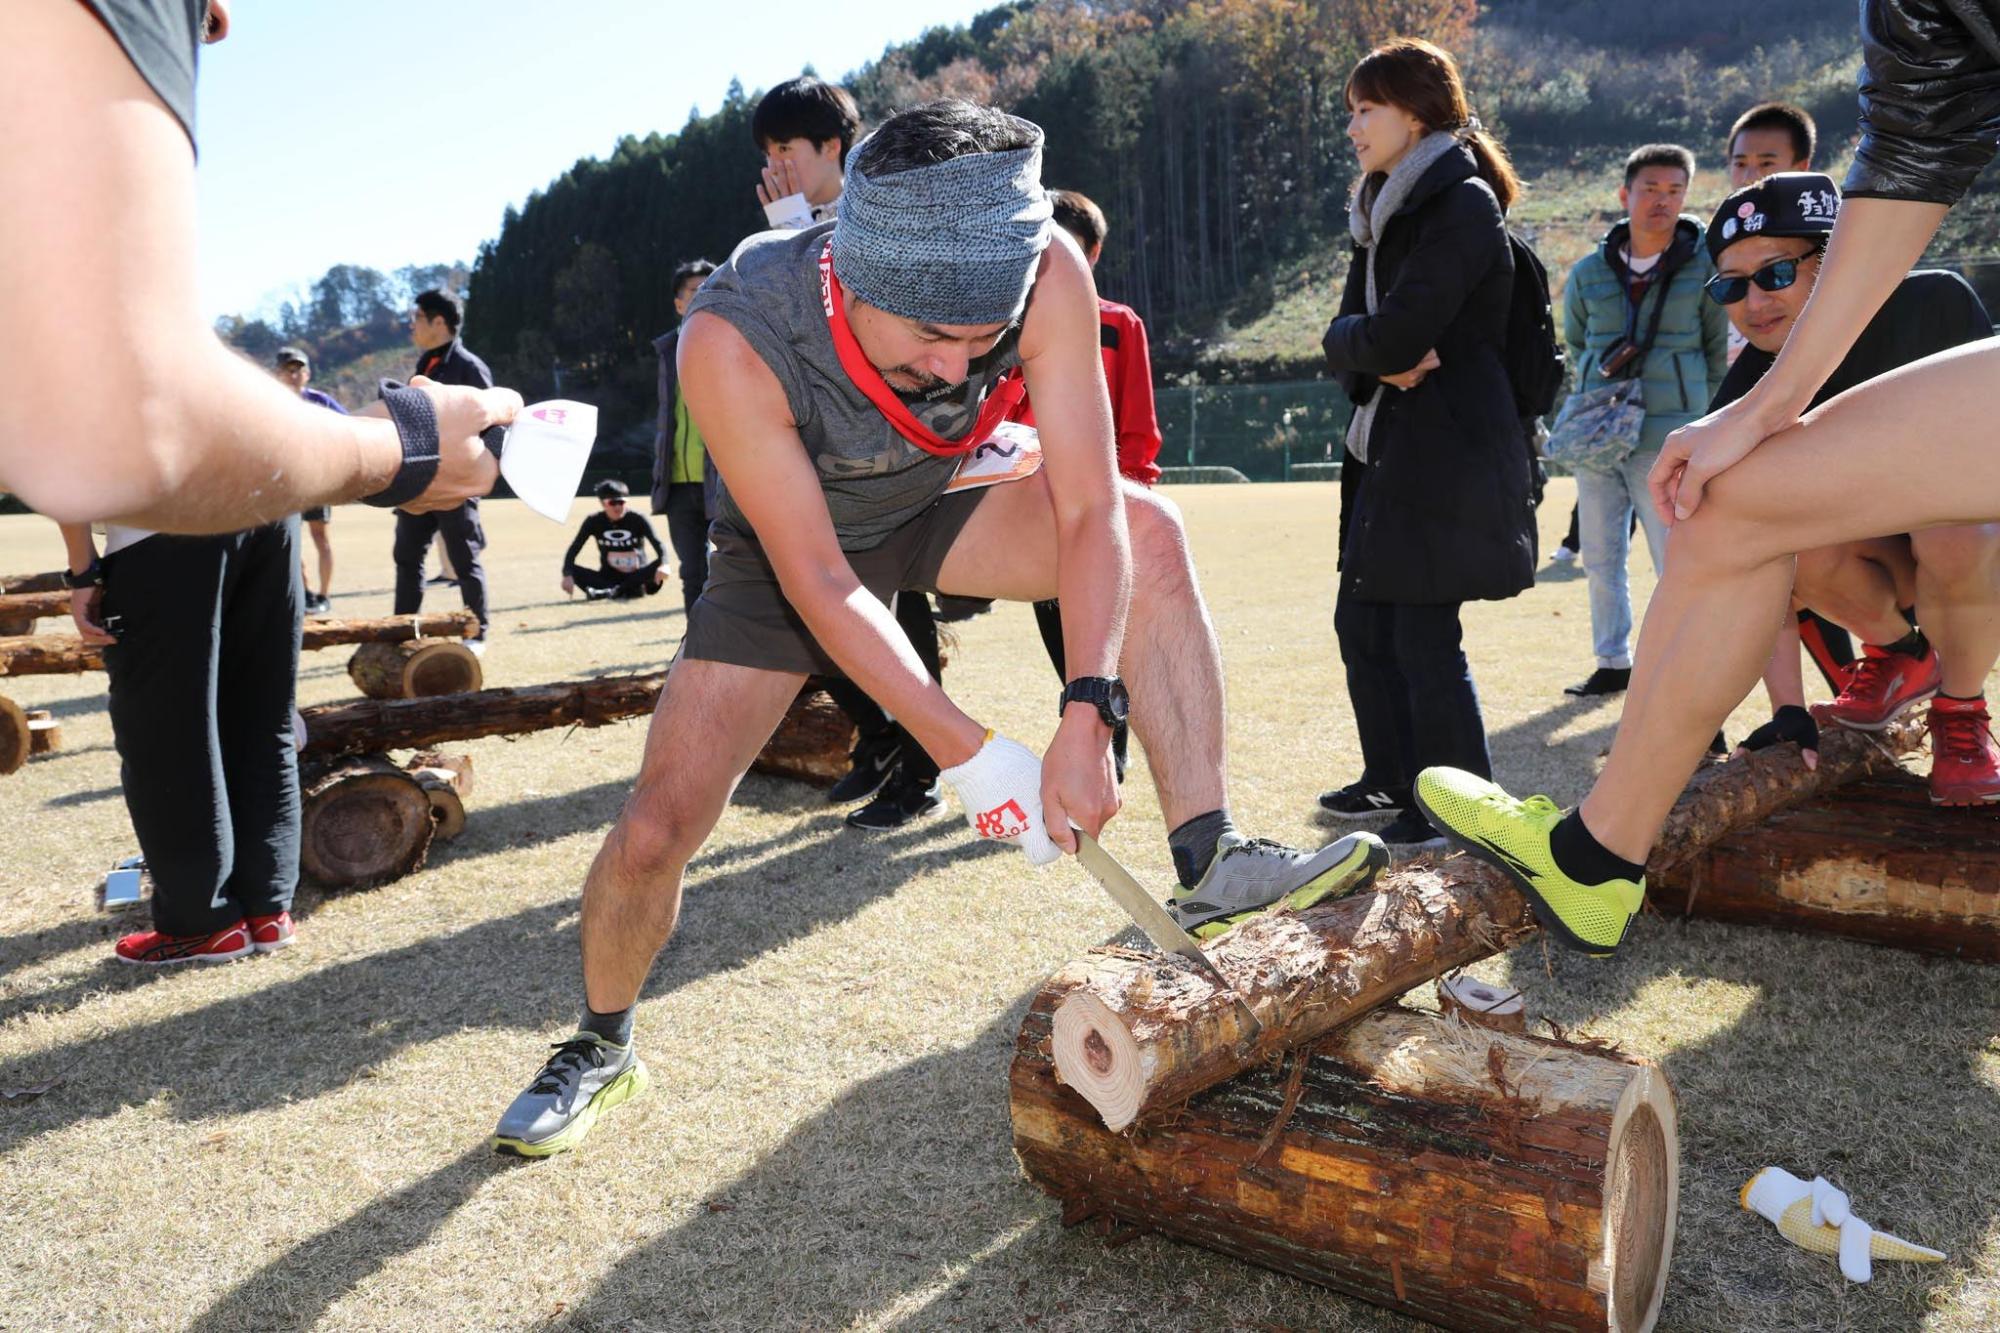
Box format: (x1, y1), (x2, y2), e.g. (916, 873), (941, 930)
(514, 605), (684, 636)
(41, 783), (121, 808)
(0, 809), (972, 1163)
(1488, 915), (2000, 1333)
(23, 692), (110, 720)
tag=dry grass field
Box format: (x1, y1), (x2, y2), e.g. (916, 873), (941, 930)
(4, 481), (1999, 1333)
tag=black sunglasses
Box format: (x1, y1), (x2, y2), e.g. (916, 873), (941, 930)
(1704, 252), (1819, 306)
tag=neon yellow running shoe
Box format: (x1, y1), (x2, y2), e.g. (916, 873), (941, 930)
(1412, 767), (1644, 956)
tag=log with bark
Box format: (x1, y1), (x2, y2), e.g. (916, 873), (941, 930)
(298, 756), (437, 889)
(346, 639), (483, 700)
(0, 571), (65, 594)
(0, 589), (69, 635)
(1045, 719), (1920, 1132)
(1651, 769), (2000, 961)
(0, 695), (27, 775)
(0, 612), (479, 677)
(1012, 1002), (1678, 1333)
(299, 674), (855, 787)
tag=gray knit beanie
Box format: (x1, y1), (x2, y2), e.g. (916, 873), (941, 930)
(830, 121), (1053, 327)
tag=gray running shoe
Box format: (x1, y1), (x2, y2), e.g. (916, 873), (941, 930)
(491, 1033), (650, 1158)
(1169, 831), (1389, 940)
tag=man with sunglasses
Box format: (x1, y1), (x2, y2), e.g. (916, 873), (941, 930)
(561, 479), (667, 601)
(1701, 172), (2000, 802)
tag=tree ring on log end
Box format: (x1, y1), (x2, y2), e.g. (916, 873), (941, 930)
(1051, 993), (1143, 1129)
(300, 760), (436, 888)
(1604, 1067), (1678, 1333)
(0, 694), (28, 776)
(406, 641), (481, 697)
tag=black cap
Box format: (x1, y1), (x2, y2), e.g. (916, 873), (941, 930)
(594, 478), (630, 500)
(1706, 171), (1840, 262)
(275, 346), (309, 368)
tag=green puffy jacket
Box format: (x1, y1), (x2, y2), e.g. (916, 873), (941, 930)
(1561, 215), (1731, 455)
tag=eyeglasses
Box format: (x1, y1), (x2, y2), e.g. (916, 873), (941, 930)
(603, 498), (626, 506)
(1704, 252), (1818, 306)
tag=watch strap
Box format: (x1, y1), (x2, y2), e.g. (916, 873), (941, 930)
(361, 380), (443, 508)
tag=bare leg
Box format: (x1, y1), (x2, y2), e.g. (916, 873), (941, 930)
(1580, 340), (2000, 861)
(1912, 523), (2000, 697)
(1792, 538), (1913, 645)
(933, 474), (1226, 826)
(307, 519), (333, 598)
(579, 656), (803, 1012)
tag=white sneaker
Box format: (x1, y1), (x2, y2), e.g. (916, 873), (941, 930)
(1550, 545), (1578, 566)
(466, 639), (488, 658)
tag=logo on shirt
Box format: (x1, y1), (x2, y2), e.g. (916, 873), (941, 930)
(974, 799), (1031, 840)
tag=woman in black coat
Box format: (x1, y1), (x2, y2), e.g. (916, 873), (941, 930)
(1317, 38), (1537, 847)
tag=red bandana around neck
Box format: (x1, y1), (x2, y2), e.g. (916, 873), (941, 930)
(819, 240), (1026, 458)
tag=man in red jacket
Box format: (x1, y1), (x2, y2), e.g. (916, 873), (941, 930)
(1012, 189), (1162, 779)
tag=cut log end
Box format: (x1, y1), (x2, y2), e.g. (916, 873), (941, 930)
(299, 758), (436, 888)
(1605, 1067), (1678, 1333)
(1437, 974), (1527, 1033)
(347, 639), (483, 700)
(1051, 991), (1147, 1131)
(0, 695), (26, 776)
(25, 710), (60, 757)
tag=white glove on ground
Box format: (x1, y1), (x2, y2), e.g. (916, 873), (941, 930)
(939, 731), (1062, 867)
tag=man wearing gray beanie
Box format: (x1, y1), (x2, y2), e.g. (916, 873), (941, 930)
(490, 100), (1386, 1158)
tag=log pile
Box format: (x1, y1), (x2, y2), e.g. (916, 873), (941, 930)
(1012, 1003), (1677, 1333)
(1651, 769), (2000, 961)
(1041, 719), (1919, 1133)
(346, 639), (483, 700)
(0, 611), (479, 677)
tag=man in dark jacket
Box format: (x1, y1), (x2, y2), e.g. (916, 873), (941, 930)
(1320, 125), (1537, 850)
(394, 289), (494, 647)
(1706, 173), (2000, 803)
(652, 260), (719, 615)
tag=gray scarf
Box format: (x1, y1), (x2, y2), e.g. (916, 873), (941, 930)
(1343, 131), (1462, 464)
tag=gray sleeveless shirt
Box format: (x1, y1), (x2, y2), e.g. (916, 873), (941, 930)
(686, 222), (1025, 551)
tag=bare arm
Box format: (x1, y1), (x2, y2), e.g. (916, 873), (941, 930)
(677, 313), (987, 768)
(56, 522), (113, 645)
(0, 4), (513, 531)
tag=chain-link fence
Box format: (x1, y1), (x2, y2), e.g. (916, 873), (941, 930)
(1153, 379), (1354, 482)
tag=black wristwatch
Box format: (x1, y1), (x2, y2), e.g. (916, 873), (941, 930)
(62, 559), (102, 590)
(1059, 676), (1130, 729)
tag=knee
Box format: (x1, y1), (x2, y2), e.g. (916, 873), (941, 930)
(1912, 524), (2000, 586)
(1791, 544), (1848, 601)
(1124, 484), (1191, 581)
(607, 789), (702, 888)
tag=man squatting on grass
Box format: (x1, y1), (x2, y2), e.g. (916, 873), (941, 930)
(1, 2), (520, 536)
(1414, 0), (2000, 957)
(489, 101), (1391, 1157)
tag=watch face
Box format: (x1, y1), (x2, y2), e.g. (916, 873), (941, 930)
(1106, 678), (1130, 721)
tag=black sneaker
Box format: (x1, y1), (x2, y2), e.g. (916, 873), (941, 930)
(845, 775), (943, 830)
(1379, 808), (1447, 853)
(828, 729), (904, 804)
(1564, 667), (1631, 697)
(1316, 781), (1405, 820)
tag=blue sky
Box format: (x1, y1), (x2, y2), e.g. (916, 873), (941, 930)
(194, 1), (999, 321)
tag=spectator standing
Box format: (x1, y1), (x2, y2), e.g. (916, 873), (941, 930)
(275, 346), (344, 614)
(394, 289), (494, 651)
(1559, 144), (1730, 698)
(1010, 187), (1162, 781)
(651, 259), (719, 614)
(57, 511), (304, 963)
(1318, 38), (1538, 850)
(565, 479), (668, 600)
(752, 76), (858, 229)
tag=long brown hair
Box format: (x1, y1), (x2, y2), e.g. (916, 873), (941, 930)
(1345, 38), (1519, 214)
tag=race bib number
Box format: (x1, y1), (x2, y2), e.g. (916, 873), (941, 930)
(974, 798), (1031, 840)
(607, 550), (643, 573)
(945, 420), (1043, 493)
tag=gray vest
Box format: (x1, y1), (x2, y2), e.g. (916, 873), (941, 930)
(687, 222), (1025, 551)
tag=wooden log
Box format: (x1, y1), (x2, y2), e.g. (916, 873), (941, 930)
(409, 769), (467, 840)
(1046, 719), (1920, 1132)
(0, 571), (65, 594)
(1651, 770), (2000, 961)
(24, 709), (60, 757)
(404, 750), (474, 797)
(0, 612), (477, 677)
(346, 639), (483, 700)
(300, 675), (853, 789)
(1012, 1002), (1678, 1333)
(0, 695), (26, 776)
(0, 618), (34, 638)
(301, 611), (478, 650)
(0, 590), (71, 624)
(747, 690), (855, 787)
(298, 756), (436, 889)
(301, 672), (668, 758)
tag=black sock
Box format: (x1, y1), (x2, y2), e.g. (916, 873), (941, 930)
(1879, 625), (1929, 659)
(580, 1005), (634, 1047)
(1549, 811), (1646, 885)
(1169, 809), (1236, 887)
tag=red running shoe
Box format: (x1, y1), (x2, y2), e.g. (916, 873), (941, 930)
(1928, 695), (2000, 806)
(247, 911), (295, 953)
(1812, 645), (1941, 731)
(114, 921), (252, 966)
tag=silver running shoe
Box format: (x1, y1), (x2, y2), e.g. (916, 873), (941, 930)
(491, 1032), (650, 1158)
(1169, 831), (1389, 939)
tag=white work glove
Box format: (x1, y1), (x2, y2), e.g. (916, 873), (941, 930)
(1810, 1177), (1875, 1283)
(939, 731), (1062, 867)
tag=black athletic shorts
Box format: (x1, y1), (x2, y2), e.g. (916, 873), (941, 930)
(683, 486), (989, 676)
